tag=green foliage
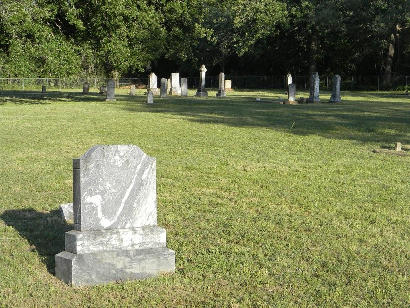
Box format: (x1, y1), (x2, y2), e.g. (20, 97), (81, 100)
(0, 0), (409, 77)
(0, 0), (81, 77)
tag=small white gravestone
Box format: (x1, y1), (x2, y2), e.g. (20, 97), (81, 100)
(287, 73), (293, 86)
(129, 84), (136, 96)
(147, 90), (154, 104)
(55, 145), (175, 286)
(148, 73), (159, 94)
(225, 80), (232, 91)
(170, 73), (181, 96)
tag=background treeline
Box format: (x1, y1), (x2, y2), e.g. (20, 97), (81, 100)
(1, 0), (409, 87)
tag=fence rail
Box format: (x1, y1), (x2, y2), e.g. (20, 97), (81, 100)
(0, 75), (408, 92)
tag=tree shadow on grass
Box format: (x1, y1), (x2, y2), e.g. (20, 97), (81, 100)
(121, 94), (410, 144)
(0, 90), (139, 104)
(0, 209), (72, 274)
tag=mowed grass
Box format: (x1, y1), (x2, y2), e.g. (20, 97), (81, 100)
(0, 88), (409, 307)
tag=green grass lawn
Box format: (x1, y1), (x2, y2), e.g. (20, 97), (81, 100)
(0, 89), (409, 307)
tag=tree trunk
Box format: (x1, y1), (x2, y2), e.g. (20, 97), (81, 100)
(382, 33), (396, 88)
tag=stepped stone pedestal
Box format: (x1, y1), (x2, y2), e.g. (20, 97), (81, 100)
(55, 145), (175, 286)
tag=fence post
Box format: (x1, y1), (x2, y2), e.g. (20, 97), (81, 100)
(22, 78), (25, 90)
(377, 76), (380, 92)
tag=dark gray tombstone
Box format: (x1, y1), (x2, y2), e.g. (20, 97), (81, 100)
(83, 82), (89, 94)
(288, 84), (296, 103)
(216, 72), (226, 97)
(55, 145), (175, 286)
(329, 75), (341, 103)
(160, 78), (167, 98)
(42, 85), (46, 93)
(181, 78), (188, 96)
(195, 65), (208, 97)
(106, 79), (116, 101)
(308, 72), (320, 103)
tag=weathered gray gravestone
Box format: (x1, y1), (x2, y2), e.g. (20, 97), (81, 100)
(288, 83), (296, 103)
(216, 72), (226, 97)
(147, 90), (154, 104)
(106, 79), (116, 101)
(82, 82), (90, 94)
(181, 78), (188, 96)
(195, 64), (208, 97)
(42, 85), (46, 93)
(55, 145), (175, 286)
(148, 73), (159, 94)
(129, 84), (136, 96)
(308, 72), (320, 103)
(170, 73), (181, 95)
(160, 78), (167, 98)
(329, 75), (341, 103)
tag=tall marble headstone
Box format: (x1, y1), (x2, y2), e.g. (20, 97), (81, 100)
(129, 84), (136, 96)
(287, 73), (293, 86)
(147, 90), (154, 104)
(216, 72), (226, 97)
(170, 73), (181, 95)
(195, 64), (208, 97)
(329, 75), (341, 103)
(106, 79), (116, 101)
(55, 145), (175, 286)
(160, 78), (167, 98)
(288, 83), (296, 103)
(83, 82), (90, 94)
(148, 73), (159, 94)
(181, 78), (188, 96)
(308, 72), (320, 103)
(167, 79), (171, 95)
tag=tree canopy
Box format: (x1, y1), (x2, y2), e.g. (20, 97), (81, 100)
(1, 0), (409, 86)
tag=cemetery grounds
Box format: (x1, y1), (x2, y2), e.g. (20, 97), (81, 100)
(0, 88), (409, 306)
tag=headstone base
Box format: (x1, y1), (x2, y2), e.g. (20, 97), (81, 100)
(329, 95), (341, 103)
(282, 100), (298, 105)
(216, 90), (226, 97)
(55, 247), (175, 286)
(196, 90), (208, 97)
(105, 98), (117, 101)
